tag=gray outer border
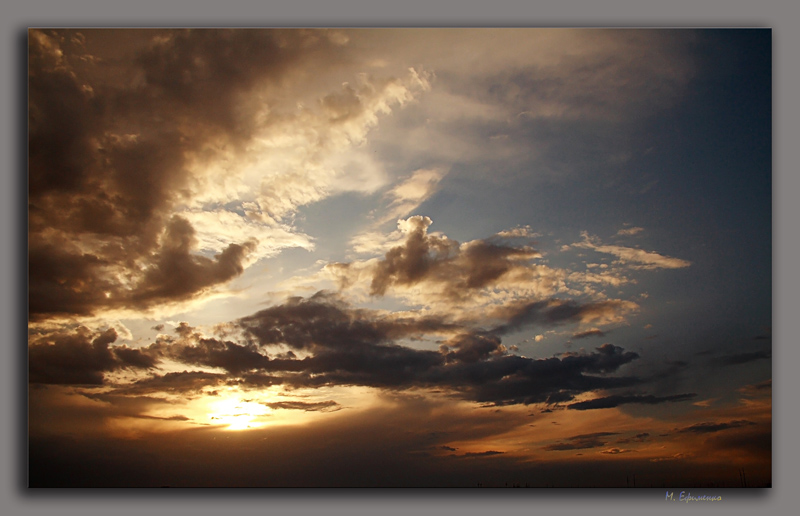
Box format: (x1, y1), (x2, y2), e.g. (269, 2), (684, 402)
(2, 1), (795, 515)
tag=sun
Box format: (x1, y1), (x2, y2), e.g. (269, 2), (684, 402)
(207, 396), (271, 430)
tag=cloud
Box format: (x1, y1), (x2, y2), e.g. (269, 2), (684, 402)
(571, 328), (606, 339)
(376, 168), (446, 225)
(616, 432), (650, 444)
(616, 227), (644, 236)
(496, 226), (538, 238)
(29, 29), (699, 325)
(330, 217), (594, 319)
(252, 69), (431, 221)
(543, 432), (619, 451)
(339, 215), (545, 302)
(460, 450), (504, 458)
(134, 414), (191, 421)
(440, 332), (506, 364)
(28, 392), (536, 487)
(237, 291), (453, 352)
(358, 29), (696, 182)
(129, 216), (257, 307)
(26, 29), (772, 488)
(148, 334), (272, 376)
(32, 293), (643, 407)
(115, 371), (228, 395)
(676, 420), (757, 434)
(29, 215), (258, 320)
(567, 393), (696, 411)
(175, 208), (314, 260)
(573, 232), (691, 270)
(234, 294), (642, 405)
(489, 299), (638, 335)
(359, 215), (545, 303)
(28, 238), (118, 318)
(739, 379), (772, 397)
(265, 400), (341, 412)
(600, 448), (634, 455)
(29, 30), (269, 318)
(29, 327), (156, 385)
(28, 29), (430, 322)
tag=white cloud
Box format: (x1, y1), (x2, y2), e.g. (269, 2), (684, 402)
(182, 68), (432, 224)
(496, 226), (540, 238)
(375, 168), (447, 225)
(573, 232), (691, 270)
(616, 227), (645, 236)
(175, 208), (315, 263)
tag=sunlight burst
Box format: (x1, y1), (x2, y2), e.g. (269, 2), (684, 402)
(207, 397), (271, 430)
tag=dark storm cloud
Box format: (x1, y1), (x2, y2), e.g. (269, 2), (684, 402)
(28, 218), (257, 319)
(677, 420), (757, 434)
(29, 327), (156, 385)
(34, 292), (642, 407)
(440, 332), (505, 363)
(116, 371), (228, 395)
(234, 293), (642, 405)
(566, 393), (696, 411)
(364, 216), (538, 299)
(231, 342), (446, 392)
(238, 291), (456, 352)
(132, 29), (346, 138)
(34, 294), (634, 406)
(28, 31), (105, 197)
(30, 295), (640, 407)
(543, 432), (619, 451)
(29, 30), (183, 240)
(129, 216), (256, 307)
(239, 291), (385, 351)
(437, 345), (640, 406)
(30, 28), (343, 208)
(28, 29), (347, 319)
(148, 335), (272, 375)
(28, 239), (116, 318)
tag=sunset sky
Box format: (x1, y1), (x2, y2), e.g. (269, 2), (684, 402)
(28, 28), (771, 487)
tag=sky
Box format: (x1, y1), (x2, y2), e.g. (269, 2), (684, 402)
(27, 28), (771, 487)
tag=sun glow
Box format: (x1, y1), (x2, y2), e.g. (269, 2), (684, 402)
(207, 397), (271, 430)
